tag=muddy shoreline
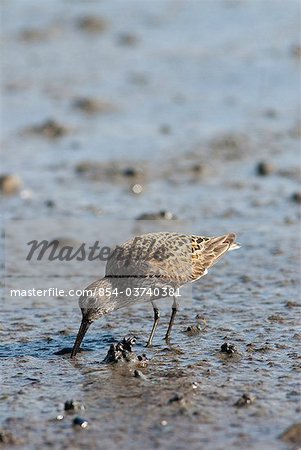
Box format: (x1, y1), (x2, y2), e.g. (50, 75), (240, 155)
(1, 1), (300, 449)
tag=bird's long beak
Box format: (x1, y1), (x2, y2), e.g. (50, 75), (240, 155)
(71, 318), (91, 358)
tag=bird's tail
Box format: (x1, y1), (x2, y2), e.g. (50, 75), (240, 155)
(200, 232), (240, 270)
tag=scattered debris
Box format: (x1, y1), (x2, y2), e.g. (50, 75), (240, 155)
(210, 132), (250, 160)
(234, 393), (255, 407)
(256, 161), (276, 176)
(103, 336), (148, 366)
(279, 423), (301, 445)
(26, 119), (69, 138)
(131, 184), (143, 194)
(73, 416), (89, 429)
(64, 400), (85, 412)
(77, 16), (108, 33)
(285, 300), (300, 308)
(134, 369), (148, 380)
(72, 97), (116, 114)
(185, 324), (202, 336)
(220, 343), (238, 354)
(291, 192), (301, 203)
(136, 210), (177, 220)
(0, 174), (22, 195)
(168, 393), (185, 404)
(0, 429), (17, 445)
(117, 32), (139, 46)
(45, 199), (55, 208)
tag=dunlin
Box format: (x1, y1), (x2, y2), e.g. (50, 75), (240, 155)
(71, 232), (240, 357)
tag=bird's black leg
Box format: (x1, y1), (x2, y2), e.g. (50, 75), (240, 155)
(146, 301), (160, 347)
(164, 297), (178, 342)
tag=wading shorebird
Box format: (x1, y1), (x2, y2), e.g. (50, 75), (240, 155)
(71, 232), (240, 358)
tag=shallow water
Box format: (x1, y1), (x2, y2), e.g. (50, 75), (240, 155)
(1, 1), (300, 449)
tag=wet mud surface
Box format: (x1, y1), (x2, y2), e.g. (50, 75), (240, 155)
(1, 1), (300, 449)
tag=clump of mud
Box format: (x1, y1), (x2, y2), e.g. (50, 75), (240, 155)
(72, 97), (116, 115)
(136, 210), (177, 220)
(103, 336), (148, 366)
(0, 174), (22, 195)
(25, 119), (69, 138)
(76, 16), (108, 33)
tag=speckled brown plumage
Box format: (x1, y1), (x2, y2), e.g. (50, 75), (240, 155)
(71, 232), (240, 357)
(106, 232), (239, 284)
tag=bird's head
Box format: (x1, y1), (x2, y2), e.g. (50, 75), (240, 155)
(71, 278), (113, 358)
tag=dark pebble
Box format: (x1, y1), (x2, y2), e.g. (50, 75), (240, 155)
(28, 119), (68, 138)
(123, 167), (139, 177)
(291, 192), (301, 203)
(64, 400), (85, 412)
(234, 393), (255, 407)
(77, 16), (108, 33)
(220, 342), (238, 354)
(72, 97), (115, 114)
(45, 200), (55, 208)
(73, 417), (89, 428)
(168, 393), (184, 404)
(256, 161), (276, 176)
(117, 32), (139, 46)
(136, 210), (177, 220)
(103, 336), (138, 363)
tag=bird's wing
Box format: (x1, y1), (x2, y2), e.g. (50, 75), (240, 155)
(105, 232), (238, 285)
(144, 233), (238, 283)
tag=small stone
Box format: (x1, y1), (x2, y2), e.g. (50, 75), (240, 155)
(77, 16), (108, 33)
(220, 342), (238, 354)
(291, 44), (301, 58)
(168, 393), (184, 404)
(56, 414), (64, 421)
(279, 423), (301, 445)
(45, 200), (55, 208)
(291, 192), (301, 203)
(64, 400), (85, 412)
(131, 184), (143, 194)
(268, 314), (285, 323)
(20, 28), (50, 41)
(20, 189), (32, 200)
(75, 161), (94, 173)
(0, 429), (16, 444)
(234, 393), (255, 407)
(73, 417), (88, 428)
(240, 275), (252, 283)
(103, 336), (140, 364)
(123, 167), (138, 177)
(117, 32), (139, 46)
(256, 161), (276, 176)
(285, 300), (300, 308)
(0, 174), (22, 195)
(136, 210), (177, 220)
(185, 324), (202, 335)
(73, 98), (115, 114)
(28, 119), (68, 138)
(134, 369), (147, 380)
(191, 163), (205, 174)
